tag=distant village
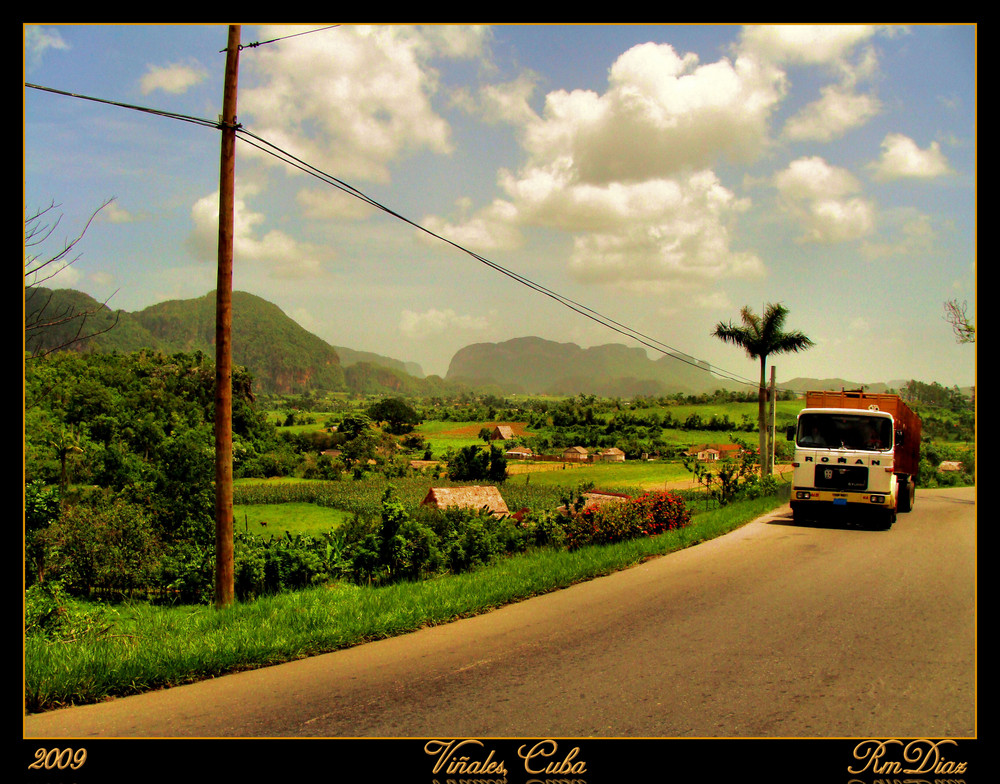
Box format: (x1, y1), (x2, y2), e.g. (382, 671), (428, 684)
(488, 424), (741, 466)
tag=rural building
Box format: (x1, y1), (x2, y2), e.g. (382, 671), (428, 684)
(563, 446), (589, 462)
(688, 444), (742, 462)
(504, 446), (533, 460)
(491, 425), (516, 441)
(596, 447), (626, 462)
(421, 486), (510, 517)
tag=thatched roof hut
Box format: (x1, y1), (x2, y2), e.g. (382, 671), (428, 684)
(421, 486), (510, 517)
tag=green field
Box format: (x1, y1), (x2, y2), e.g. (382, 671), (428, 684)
(234, 502), (352, 537)
(505, 458), (694, 491)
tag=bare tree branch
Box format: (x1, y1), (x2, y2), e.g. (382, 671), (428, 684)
(943, 299), (975, 344)
(24, 198), (121, 358)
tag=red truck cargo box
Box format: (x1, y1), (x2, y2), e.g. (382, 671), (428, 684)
(804, 390), (921, 477)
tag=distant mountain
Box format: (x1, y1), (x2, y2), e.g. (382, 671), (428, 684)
(334, 346), (424, 379)
(27, 289), (959, 399)
(24, 288), (426, 396)
(444, 335), (736, 396)
(781, 378), (896, 394)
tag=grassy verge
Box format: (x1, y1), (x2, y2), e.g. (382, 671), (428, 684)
(24, 491), (788, 714)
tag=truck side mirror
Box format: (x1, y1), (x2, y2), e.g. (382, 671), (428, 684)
(895, 429), (904, 445)
(786, 426), (796, 441)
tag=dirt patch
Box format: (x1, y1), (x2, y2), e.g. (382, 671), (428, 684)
(437, 422), (532, 439)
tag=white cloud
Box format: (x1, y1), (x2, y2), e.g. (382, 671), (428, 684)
(240, 25), (488, 183)
(423, 40), (782, 290)
(187, 188), (329, 278)
(870, 133), (953, 180)
(139, 60), (208, 94)
(782, 83), (881, 142)
(100, 201), (138, 224)
(464, 72), (541, 127)
(296, 187), (377, 221)
(861, 209), (936, 260)
(774, 156), (875, 243)
(523, 42), (785, 184)
(741, 25), (891, 143)
(399, 307), (491, 338)
(421, 198), (523, 251)
(738, 24), (883, 70)
(24, 26), (69, 71)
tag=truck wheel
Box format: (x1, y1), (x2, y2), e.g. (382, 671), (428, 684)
(870, 507), (895, 530)
(897, 478), (913, 513)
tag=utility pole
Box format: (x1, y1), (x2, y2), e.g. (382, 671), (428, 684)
(214, 25), (241, 609)
(767, 365), (776, 476)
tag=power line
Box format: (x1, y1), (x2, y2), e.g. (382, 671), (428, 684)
(236, 126), (763, 391)
(25, 79), (771, 394)
(232, 25), (341, 51)
(25, 82), (221, 131)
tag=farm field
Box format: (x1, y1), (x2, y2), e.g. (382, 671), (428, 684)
(505, 458), (695, 491)
(416, 420), (534, 453)
(234, 502), (351, 538)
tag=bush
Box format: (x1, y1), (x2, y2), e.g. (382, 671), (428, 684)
(24, 482), (61, 587)
(418, 505), (524, 574)
(157, 541), (215, 604)
(331, 487), (532, 585)
(39, 490), (165, 598)
(234, 532), (337, 600)
(24, 581), (110, 642)
(561, 490), (691, 550)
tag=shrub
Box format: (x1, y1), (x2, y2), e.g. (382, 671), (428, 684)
(417, 505), (523, 574)
(561, 490), (691, 550)
(24, 481), (61, 587)
(40, 490), (165, 598)
(24, 581), (111, 642)
(157, 541), (215, 604)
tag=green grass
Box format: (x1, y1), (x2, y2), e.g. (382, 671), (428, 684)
(24, 490), (789, 714)
(415, 420), (510, 453)
(234, 502), (351, 537)
(507, 459), (693, 490)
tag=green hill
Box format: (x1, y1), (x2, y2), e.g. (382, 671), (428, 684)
(27, 289), (966, 400)
(445, 335), (737, 396)
(25, 288), (404, 396)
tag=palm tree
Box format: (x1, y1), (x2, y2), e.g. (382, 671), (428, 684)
(712, 303), (814, 475)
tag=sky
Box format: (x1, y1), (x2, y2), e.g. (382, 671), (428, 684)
(24, 24), (977, 389)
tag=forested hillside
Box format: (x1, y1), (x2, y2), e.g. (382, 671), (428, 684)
(25, 288), (409, 395)
(445, 336), (725, 396)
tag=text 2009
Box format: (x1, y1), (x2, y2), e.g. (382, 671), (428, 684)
(28, 747), (88, 771)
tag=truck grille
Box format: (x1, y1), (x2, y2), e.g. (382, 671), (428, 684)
(813, 464), (869, 490)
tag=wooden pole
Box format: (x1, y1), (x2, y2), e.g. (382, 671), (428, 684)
(768, 365), (776, 476)
(214, 25), (241, 609)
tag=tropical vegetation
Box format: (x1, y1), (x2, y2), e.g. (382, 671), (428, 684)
(23, 345), (974, 712)
(712, 302), (814, 475)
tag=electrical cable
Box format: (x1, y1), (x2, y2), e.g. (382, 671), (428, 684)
(25, 79), (779, 394)
(236, 126), (764, 391)
(234, 25), (341, 51)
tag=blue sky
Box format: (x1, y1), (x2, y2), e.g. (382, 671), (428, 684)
(24, 24), (976, 389)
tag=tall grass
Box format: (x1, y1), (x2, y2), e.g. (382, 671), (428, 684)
(24, 490), (788, 714)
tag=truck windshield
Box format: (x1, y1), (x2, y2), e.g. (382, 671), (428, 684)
(797, 413), (893, 451)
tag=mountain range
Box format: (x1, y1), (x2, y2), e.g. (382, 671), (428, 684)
(25, 287), (900, 398)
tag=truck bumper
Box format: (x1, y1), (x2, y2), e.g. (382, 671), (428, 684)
(790, 488), (897, 528)
(790, 488), (894, 507)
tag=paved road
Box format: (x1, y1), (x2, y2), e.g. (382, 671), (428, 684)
(23, 487), (975, 739)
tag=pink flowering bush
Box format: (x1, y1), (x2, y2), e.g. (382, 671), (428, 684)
(562, 490), (691, 550)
